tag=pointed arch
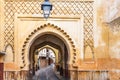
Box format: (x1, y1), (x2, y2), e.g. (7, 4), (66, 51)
(21, 23), (77, 69)
(84, 45), (94, 61)
(4, 44), (14, 62)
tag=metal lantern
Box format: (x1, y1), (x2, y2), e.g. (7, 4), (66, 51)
(41, 0), (52, 19)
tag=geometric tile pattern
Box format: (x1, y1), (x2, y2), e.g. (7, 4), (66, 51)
(4, 0), (94, 55)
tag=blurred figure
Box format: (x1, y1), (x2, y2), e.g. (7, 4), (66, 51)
(33, 63), (59, 80)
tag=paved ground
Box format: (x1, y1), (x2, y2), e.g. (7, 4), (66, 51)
(32, 64), (60, 80)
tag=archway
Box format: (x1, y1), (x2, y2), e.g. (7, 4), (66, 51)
(21, 23), (77, 79)
(29, 34), (69, 79)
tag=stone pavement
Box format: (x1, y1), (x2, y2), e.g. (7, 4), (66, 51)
(32, 64), (60, 80)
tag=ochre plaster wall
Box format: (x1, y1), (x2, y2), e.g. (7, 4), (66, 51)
(91, 0), (120, 73)
(95, 0), (120, 60)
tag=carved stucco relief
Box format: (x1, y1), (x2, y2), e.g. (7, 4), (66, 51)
(4, 0), (94, 56)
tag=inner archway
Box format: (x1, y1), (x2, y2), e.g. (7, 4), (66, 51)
(29, 34), (70, 79)
(35, 47), (56, 70)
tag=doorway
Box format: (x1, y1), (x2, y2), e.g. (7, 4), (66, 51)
(29, 34), (70, 79)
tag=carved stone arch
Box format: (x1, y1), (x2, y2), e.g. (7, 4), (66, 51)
(4, 44), (14, 52)
(4, 44), (14, 62)
(21, 23), (77, 69)
(38, 46), (56, 56)
(34, 41), (63, 65)
(84, 45), (94, 60)
(37, 46), (57, 61)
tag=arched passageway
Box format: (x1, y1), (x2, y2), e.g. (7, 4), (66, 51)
(29, 34), (70, 80)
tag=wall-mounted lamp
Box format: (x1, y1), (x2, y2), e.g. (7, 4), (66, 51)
(41, 0), (53, 19)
